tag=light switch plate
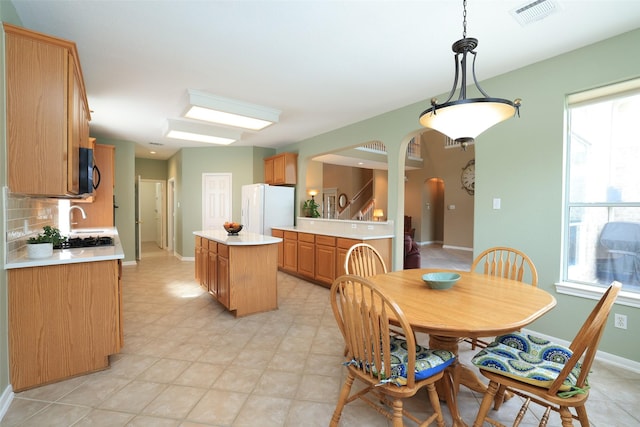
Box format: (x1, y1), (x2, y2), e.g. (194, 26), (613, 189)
(493, 198), (501, 209)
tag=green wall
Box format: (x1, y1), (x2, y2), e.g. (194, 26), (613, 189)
(135, 158), (168, 181)
(168, 146), (274, 257)
(279, 29), (640, 363)
(1, 1), (21, 398)
(472, 29), (640, 363)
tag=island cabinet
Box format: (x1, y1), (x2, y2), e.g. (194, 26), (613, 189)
(8, 260), (122, 391)
(264, 152), (297, 185)
(4, 23), (91, 197)
(194, 232), (279, 317)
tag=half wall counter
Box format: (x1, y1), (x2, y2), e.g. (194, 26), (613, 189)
(272, 218), (394, 287)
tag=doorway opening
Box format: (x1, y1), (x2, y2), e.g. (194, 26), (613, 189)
(137, 179), (167, 259)
(425, 178), (445, 244)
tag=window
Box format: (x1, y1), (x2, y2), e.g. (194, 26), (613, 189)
(562, 79), (640, 301)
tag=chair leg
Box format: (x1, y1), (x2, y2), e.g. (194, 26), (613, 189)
(493, 384), (508, 410)
(575, 405), (590, 427)
(472, 380), (500, 427)
(558, 406), (575, 427)
(330, 373), (355, 427)
(425, 382), (446, 427)
(391, 398), (404, 427)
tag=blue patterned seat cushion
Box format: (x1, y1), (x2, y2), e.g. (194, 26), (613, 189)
(356, 336), (455, 386)
(471, 332), (583, 393)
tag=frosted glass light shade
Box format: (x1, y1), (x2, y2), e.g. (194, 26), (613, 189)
(419, 98), (517, 142)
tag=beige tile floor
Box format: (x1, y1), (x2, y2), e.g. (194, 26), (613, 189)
(2, 242), (639, 426)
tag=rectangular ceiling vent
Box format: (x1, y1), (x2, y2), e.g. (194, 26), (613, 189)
(511, 0), (560, 26)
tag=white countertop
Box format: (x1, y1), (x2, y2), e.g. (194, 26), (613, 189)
(194, 229), (282, 245)
(272, 225), (394, 240)
(5, 227), (125, 269)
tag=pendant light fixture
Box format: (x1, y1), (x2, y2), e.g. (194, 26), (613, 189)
(419, 0), (521, 149)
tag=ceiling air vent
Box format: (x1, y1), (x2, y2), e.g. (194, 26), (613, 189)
(149, 142), (164, 146)
(511, 0), (560, 26)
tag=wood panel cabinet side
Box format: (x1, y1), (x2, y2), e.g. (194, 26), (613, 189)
(8, 261), (119, 391)
(72, 144), (115, 227)
(229, 244), (278, 317)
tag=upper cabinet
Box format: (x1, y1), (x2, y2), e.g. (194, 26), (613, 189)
(4, 23), (91, 196)
(264, 152), (297, 185)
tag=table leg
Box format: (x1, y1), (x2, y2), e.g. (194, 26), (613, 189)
(428, 335), (469, 427)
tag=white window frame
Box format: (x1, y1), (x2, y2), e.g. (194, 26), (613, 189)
(556, 78), (640, 308)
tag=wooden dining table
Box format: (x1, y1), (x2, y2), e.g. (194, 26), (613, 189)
(368, 268), (557, 427)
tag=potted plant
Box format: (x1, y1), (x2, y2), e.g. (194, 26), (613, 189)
(303, 198), (321, 218)
(27, 225), (67, 259)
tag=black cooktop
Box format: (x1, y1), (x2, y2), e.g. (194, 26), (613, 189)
(55, 236), (114, 249)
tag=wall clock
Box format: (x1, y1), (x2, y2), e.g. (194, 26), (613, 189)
(461, 159), (475, 195)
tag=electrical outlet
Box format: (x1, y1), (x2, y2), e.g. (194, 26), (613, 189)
(614, 313), (627, 330)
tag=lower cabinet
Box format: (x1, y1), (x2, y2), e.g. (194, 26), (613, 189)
(208, 241), (218, 298)
(283, 231), (298, 272)
(336, 238), (361, 278)
(8, 260), (121, 391)
(273, 229), (391, 288)
(217, 243), (230, 309)
(315, 235), (336, 285)
(297, 233), (315, 278)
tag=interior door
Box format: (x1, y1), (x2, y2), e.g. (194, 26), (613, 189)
(135, 175), (141, 260)
(202, 173), (232, 230)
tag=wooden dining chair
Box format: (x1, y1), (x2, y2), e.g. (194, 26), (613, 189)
(344, 243), (387, 277)
(468, 246), (539, 349)
(471, 281), (622, 427)
(330, 274), (456, 427)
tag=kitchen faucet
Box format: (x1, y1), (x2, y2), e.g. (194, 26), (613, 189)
(69, 205), (87, 226)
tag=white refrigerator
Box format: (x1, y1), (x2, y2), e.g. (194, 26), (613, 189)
(241, 184), (295, 235)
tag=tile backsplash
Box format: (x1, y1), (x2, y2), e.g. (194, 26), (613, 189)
(5, 191), (60, 259)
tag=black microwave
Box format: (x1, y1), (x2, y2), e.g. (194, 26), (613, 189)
(79, 147), (101, 194)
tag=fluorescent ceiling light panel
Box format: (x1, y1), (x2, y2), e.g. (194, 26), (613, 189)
(165, 118), (241, 145)
(186, 89), (281, 130)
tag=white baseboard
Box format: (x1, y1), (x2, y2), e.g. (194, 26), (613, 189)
(522, 328), (640, 374)
(0, 385), (14, 422)
(442, 244), (473, 252)
(122, 260), (137, 267)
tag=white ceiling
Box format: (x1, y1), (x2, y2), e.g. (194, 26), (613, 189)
(10, 0), (640, 161)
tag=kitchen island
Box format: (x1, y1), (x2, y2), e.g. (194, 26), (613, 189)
(6, 227), (125, 391)
(193, 230), (281, 317)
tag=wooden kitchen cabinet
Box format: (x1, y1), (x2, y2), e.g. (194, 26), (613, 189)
(8, 260), (121, 391)
(72, 144), (115, 226)
(194, 236), (278, 317)
(274, 230), (391, 288)
(208, 241), (218, 298)
(195, 236), (207, 289)
(264, 152), (297, 185)
(315, 235), (336, 285)
(283, 231), (298, 272)
(217, 243), (230, 309)
(297, 233), (315, 278)
(336, 238), (362, 277)
(4, 23), (91, 196)
(272, 229), (284, 268)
